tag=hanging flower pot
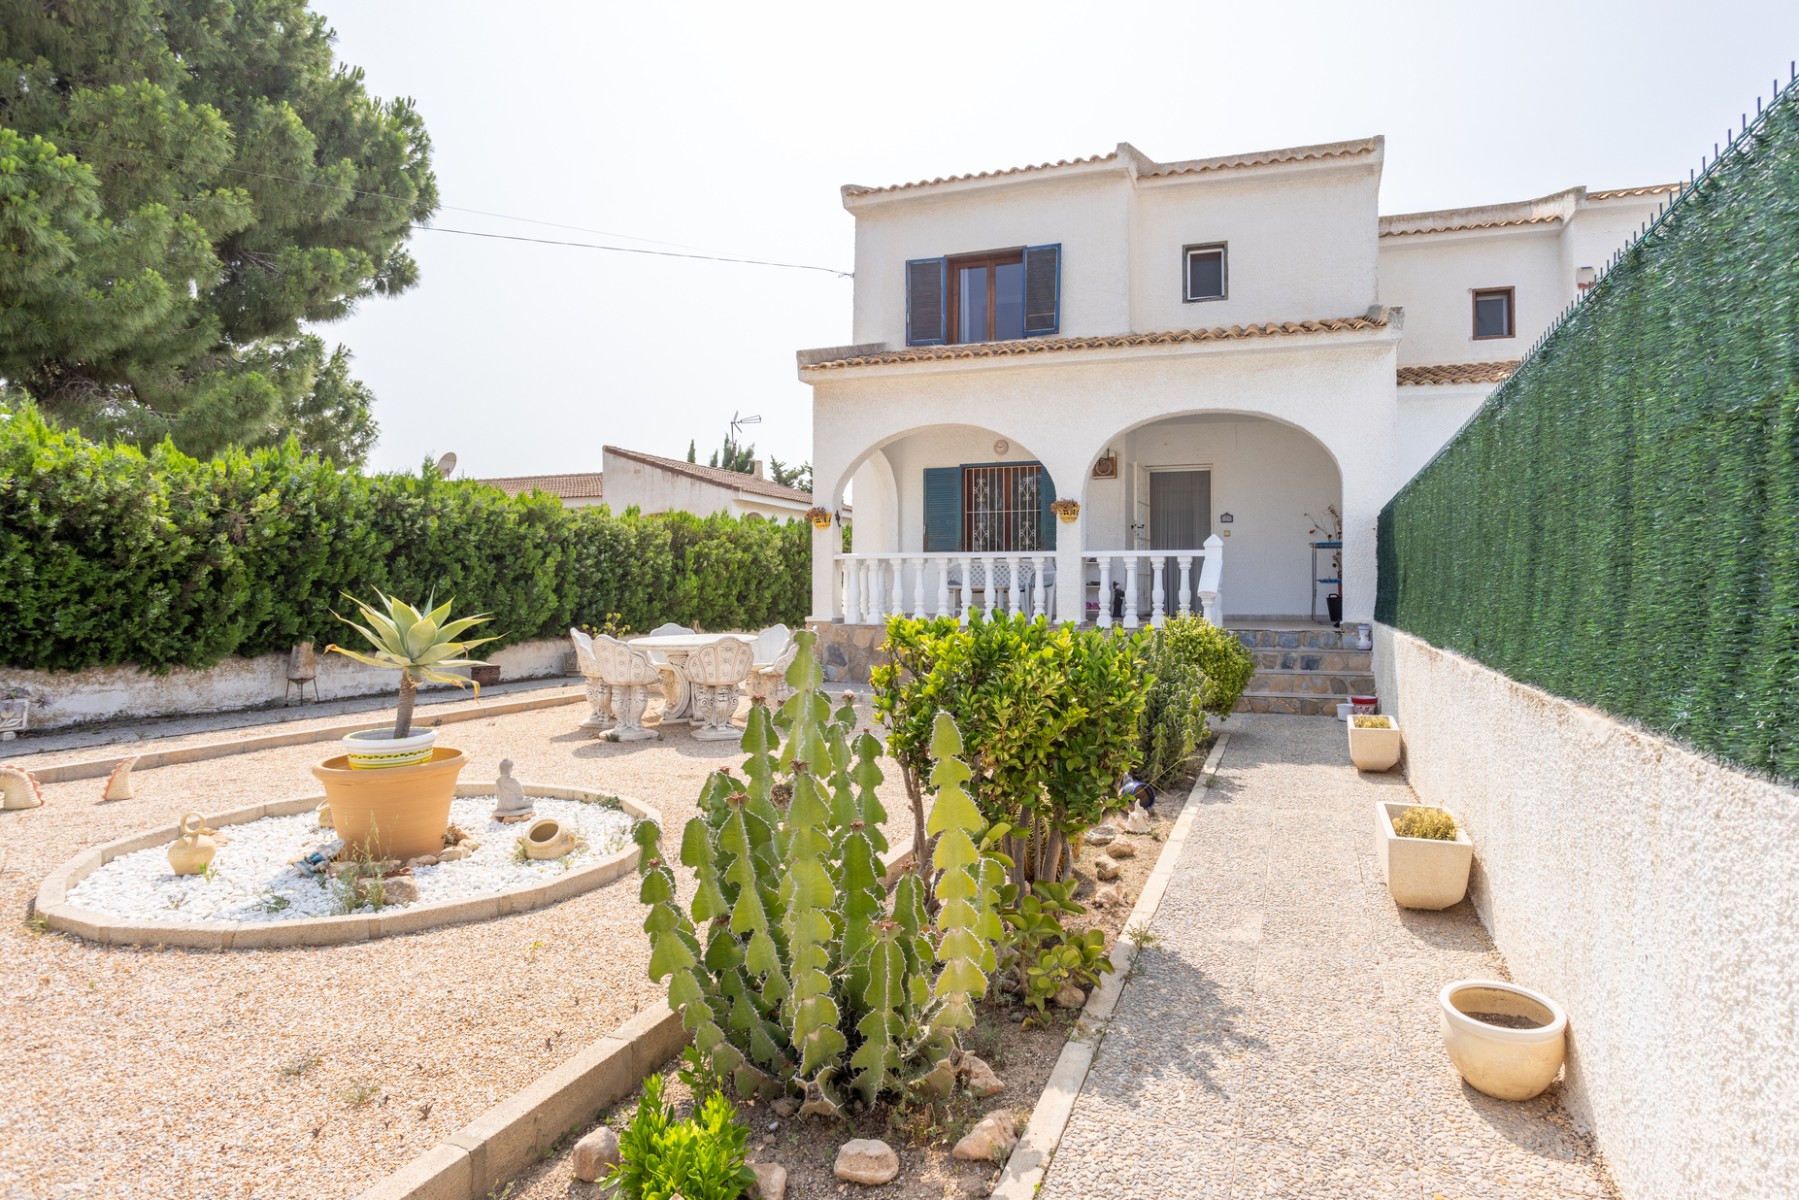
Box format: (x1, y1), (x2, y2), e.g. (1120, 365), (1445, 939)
(1050, 498), (1082, 523)
(806, 506), (834, 530)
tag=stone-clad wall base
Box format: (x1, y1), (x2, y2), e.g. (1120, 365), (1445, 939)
(1374, 623), (1799, 1200)
(806, 620), (889, 685)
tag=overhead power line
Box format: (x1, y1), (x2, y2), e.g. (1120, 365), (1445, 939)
(15, 126), (850, 276)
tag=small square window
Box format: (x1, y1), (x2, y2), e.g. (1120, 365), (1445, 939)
(1473, 287), (1514, 339)
(1184, 244), (1227, 302)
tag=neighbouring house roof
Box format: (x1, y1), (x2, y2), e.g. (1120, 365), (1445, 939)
(602, 446), (814, 505)
(1397, 361), (1520, 386)
(1380, 183), (1679, 239)
(477, 472), (605, 500)
(840, 137), (1382, 201)
(799, 312), (1394, 372)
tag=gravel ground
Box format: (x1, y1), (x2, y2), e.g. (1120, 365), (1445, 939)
(0, 694), (914, 1200)
(66, 797), (636, 923)
(1037, 715), (1618, 1200)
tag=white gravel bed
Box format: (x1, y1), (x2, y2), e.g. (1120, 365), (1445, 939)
(66, 796), (637, 923)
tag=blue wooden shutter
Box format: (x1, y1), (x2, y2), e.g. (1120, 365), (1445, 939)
(1037, 465), (1057, 551)
(923, 467), (961, 551)
(1023, 244), (1061, 336)
(906, 257), (948, 346)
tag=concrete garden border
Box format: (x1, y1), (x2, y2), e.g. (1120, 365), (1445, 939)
(33, 782), (657, 950)
(991, 733), (1229, 1200)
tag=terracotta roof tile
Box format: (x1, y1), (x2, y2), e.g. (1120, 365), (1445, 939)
(1381, 213), (1561, 238)
(800, 314), (1392, 371)
(1397, 361), (1519, 386)
(843, 153), (1118, 198)
(602, 446), (813, 505)
(1138, 137), (1380, 178)
(1587, 183), (1682, 200)
(476, 472), (604, 500)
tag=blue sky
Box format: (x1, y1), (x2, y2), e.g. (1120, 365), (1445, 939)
(322, 0), (1799, 477)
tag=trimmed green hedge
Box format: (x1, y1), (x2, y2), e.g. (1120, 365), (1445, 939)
(1377, 85), (1799, 782)
(0, 407), (811, 672)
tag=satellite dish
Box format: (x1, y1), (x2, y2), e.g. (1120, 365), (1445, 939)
(435, 452), (458, 478)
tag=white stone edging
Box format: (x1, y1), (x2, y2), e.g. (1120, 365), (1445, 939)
(990, 733), (1227, 1200)
(33, 782), (657, 949)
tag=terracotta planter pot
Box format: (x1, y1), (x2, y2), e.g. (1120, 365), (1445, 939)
(1374, 801), (1472, 909)
(1439, 980), (1568, 1101)
(312, 747), (467, 860)
(1348, 717), (1402, 771)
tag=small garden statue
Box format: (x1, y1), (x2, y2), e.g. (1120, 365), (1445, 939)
(492, 759), (534, 823)
(102, 756), (137, 802)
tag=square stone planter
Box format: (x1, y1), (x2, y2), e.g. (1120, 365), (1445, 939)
(1347, 715), (1402, 771)
(1375, 800), (1473, 910)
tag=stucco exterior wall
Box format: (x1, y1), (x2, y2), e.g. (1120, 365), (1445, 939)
(601, 456), (738, 517)
(851, 173), (1132, 344)
(1373, 625), (1799, 1200)
(1130, 167), (1380, 330)
(1378, 230), (1563, 365)
(0, 639), (572, 731)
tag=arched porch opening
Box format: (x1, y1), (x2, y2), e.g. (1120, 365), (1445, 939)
(1076, 410), (1344, 624)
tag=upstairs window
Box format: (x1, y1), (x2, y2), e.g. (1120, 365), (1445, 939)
(1473, 287), (1515, 339)
(1184, 243), (1227, 302)
(907, 245), (1060, 346)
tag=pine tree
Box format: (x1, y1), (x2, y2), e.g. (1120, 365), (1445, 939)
(706, 435), (757, 474)
(0, 1), (436, 464)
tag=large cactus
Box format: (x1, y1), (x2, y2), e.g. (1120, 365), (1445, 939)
(633, 630), (1000, 1111)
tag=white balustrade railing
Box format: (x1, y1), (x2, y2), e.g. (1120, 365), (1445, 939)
(833, 534), (1223, 629)
(834, 552), (1056, 625)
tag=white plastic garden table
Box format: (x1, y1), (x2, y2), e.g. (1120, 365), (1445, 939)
(627, 632), (757, 723)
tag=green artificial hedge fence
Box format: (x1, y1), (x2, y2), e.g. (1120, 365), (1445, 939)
(1377, 83), (1799, 782)
(0, 406), (812, 672)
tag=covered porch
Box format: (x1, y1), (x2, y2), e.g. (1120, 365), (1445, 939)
(813, 411), (1344, 630)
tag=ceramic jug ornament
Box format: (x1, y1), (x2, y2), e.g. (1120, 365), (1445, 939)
(168, 812), (218, 876)
(522, 816), (576, 859)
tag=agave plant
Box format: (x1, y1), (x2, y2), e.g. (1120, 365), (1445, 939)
(326, 593), (498, 738)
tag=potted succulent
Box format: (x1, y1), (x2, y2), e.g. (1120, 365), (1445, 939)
(1373, 801), (1473, 909)
(315, 594), (496, 860)
(1438, 979), (1568, 1100)
(1348, 713), (1402, 771)
(1050, 497), (1082, 523)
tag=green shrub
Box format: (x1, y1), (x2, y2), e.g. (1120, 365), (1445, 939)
(633, 632), (1004, 1112)
(1167, 615), (1256, 718)
(1000, 879), (1114, 1028)
(606, 1074), (755, 1200)
(0, 404), (810, 671)
(1391, 807), (1457, 841)
(874, 613), (1151, 885)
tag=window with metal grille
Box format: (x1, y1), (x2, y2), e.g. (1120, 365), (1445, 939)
(963, 464), (1044, 552)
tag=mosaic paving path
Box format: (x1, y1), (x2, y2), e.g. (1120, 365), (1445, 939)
(1039, 714), (1615, 1200)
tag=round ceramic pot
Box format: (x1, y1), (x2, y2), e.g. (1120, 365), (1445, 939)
(341, 727), (438, 770)
(522, 816), (577, 859)
(1438, 980), (1568, 1101)
(312, 747), (467, 861)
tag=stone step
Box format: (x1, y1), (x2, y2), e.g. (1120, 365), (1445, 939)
(1244, 670), (1376, 697)
(1250, 648), (1372, 673)
(1234, 693), (1346, 716)
(1229, 627), (1367, 651)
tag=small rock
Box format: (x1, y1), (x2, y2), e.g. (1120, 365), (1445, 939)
(1094, 884), (1128, 908)
(771, 1097), (799, 1118)
(404, 855), (438, 869)
(951, 1109), (1019, 1163)
(750, 1160), (787, 1200)
(1094, 856), (1121, 881)
(1106, 839), (1137, 859)
(1053, 982), (1086, 1009)
(436, 845), (471, 862)
(834, 1138), (899, 1185)
(571, 1125), (620, 1183)
(381, 876), (420, 905)
(960, 1054), (1005, 1098)
(1122, 805), (1151, 834)
(1084, 825), (1117, 847)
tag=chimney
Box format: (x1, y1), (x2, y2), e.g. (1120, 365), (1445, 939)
(752, 459), (765, 479)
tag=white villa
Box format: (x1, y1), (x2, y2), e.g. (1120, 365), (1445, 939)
(799, 137), (1672, 635)
(480, 446), (814, 519)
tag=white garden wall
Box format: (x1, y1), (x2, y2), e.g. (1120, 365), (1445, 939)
(0, 638), (572, 731)
(1373, 625), (1799, 1200)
